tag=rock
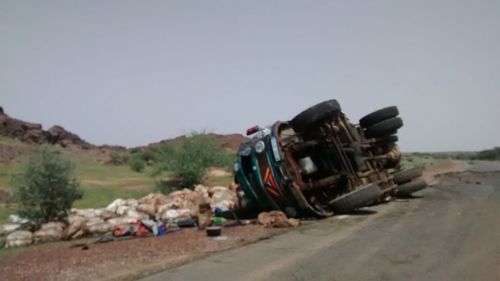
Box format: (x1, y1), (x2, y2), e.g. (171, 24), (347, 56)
(171, 188), (203, 216)
(138, 193), (170, 208)
(6, 230), (33, 248)
(211, 200), (236, 212)
(107, 217), (135, 227)
(126, 198), (138, 207)
(98, 209), (118, 220)
(86, 219), (112, 235)
(159, 209), (192, 221)
(136, 204), (156, 216)
(63, 219), (87, 240)
(34, 222), (65, 243)
(194, 185), (211, 203)
(0, 108), (92, 148)
(67, 215), (87, 225)
(8, 214), (29, 224)
(116, 205), (133, 216)
(125, 210), (149, 220)
(158, 200), (183, 213)
(211, 189), (237, 211)
(71, 208), (100, 219)
(106, 198), (127, 213)
(208, 186), (229, 196)
(0, 224), (21, 236)
(257, 211), (300, 228)
(46, 125), (91, 148)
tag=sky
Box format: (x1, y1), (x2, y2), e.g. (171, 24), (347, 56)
(1, 0), (499, 152)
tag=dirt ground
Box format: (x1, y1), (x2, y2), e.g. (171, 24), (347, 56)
(421, 159), (466, 183)
(0, 225), (285, 281)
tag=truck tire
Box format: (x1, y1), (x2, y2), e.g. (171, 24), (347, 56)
(393, 167), (423, 184)
(329, 184), (381, 214)
(395, 178), (428, 197)
(375, 134), (399, 145)
(291, 100), (341, 132)
(364, 117), (403, 138)
(360, 106), (399, 128)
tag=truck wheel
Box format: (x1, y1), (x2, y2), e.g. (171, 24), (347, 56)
(395, 178), (428, 197)
(393, 167), (423, 184)
(360, 106), (399, 128)
(291, 99), (341, 132)
(365, 117), (403, 138)
(375, 134), (399, 145)
(329, 184), (381, 214)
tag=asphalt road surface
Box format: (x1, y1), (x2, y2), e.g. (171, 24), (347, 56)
(140, 162), (500, 281)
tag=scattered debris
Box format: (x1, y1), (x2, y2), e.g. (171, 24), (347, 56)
(257, 211), (301, 228)
(0, 184), (241, 247)
(206, 226), (222, 237)
(212, 235), (228, 241)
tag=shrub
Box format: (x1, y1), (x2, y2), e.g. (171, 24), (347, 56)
(128, 155), (146, 172)
(108, 151), (129, 165)
(475, 148), (500, 161)
(10, 145), (83, 225)
(152, 133), (233, 189)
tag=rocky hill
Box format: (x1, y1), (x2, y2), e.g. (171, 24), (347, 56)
(0, 106), (92, 149)
(0, 106), (247, 154)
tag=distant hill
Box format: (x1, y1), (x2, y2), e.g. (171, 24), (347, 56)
(0, 106), (92, 149)
(140, 133), (247, 152)
(0, 106), (247, 159)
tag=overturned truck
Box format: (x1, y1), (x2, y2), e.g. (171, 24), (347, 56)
(233, 100), (427, 218)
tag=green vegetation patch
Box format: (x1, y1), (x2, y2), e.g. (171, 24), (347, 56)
(0, 136), (23, 146)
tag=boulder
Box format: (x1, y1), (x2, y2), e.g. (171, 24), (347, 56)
(107, 217), (135, 227)
(67, 215), (87, 225)
(136, 204), (156, 216)
(86, 219), (112, 235)
(98, 209), (118, 220)
(106, 198), (127, 213)
(63, 218), (87, 240)
(194, 185), (211, 203)
(9, 214), (29, 224)
(208, 186), (229, 196)
(116, 205), (131, 216)
(6, 230), (33, 248)
(71, 208), (100, 219)
(34, 222), (65, 243)
(125, 210), (149, 220)
(138, 193), (170, 208)
(159, 208), (192, 221)
(211, 189), (237, 211)
(169, 189), (203, 216)
(0, 224), (21, 236)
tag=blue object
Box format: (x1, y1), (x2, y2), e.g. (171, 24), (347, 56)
(157, 224), (166, 236)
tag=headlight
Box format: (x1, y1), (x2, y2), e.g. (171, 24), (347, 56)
(238, 144), (252, 156)
(233, 162), (240, 172)
(255, 140), (266, 153)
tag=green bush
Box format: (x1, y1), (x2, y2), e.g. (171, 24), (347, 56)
(152, 133), (233, 189)
(10, 145), (83, 225)
(108, 151), (129, 165)
(475, 148), (500, 161)
(128, 155), (146, 172)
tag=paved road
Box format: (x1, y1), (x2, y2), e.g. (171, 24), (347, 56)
(140, 163), (500, 281)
